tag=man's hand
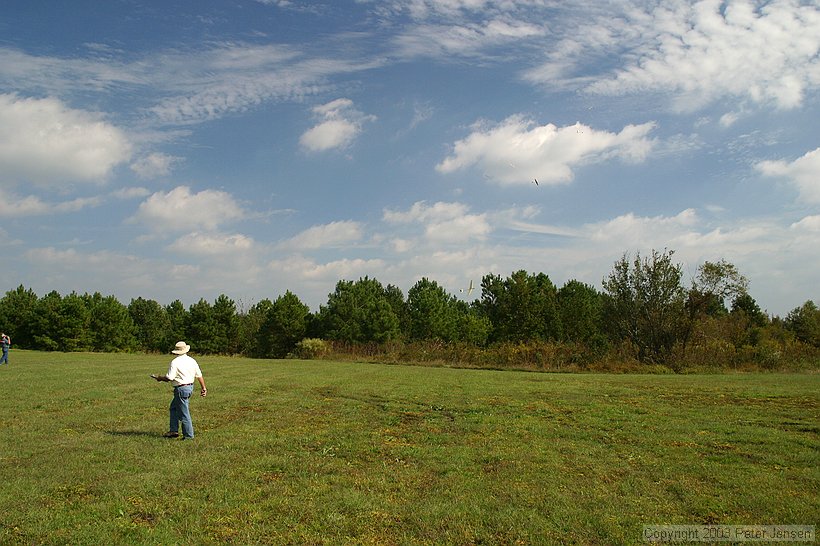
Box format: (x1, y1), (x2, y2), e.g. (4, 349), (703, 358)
(200, 388), (208, 397)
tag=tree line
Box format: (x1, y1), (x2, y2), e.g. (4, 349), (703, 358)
(0, 249), (817, 369)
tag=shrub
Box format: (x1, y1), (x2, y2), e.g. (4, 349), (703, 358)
(290, 338), (330, 359)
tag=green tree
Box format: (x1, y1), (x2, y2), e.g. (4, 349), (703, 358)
(0, 285), (39, 349)
(258, 291), (310, 358)
(558, 280), (604, 345)
(686, 260), (750, 321)
(384, 283), (409, 338)
(53, 292), (91, 351)
(30, 291), (63, 351)
(731, 293), (768, 328)
(165, 300), (188, 348)
(129, 297), (172, 352)
(85, 293), (136, 352)
(318, 277), (401, 343)
(602, 249), (687, 363)
(212, 294), (239, 354)
(785, 301), (820, 347)
(406, 278), (459, 341)
(454, 301), (492, 345)
(238, 299), (273, 357)
(480, 270), (561, 343)
(186, 299), (219, 354)
(694, 259), (749, 308)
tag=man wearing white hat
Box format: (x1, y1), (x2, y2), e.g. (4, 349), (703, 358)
(151, 341), (207, 439)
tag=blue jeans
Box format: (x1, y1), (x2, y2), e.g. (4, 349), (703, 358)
(169, 385), (194, 438)
(0, 348), (7, 364)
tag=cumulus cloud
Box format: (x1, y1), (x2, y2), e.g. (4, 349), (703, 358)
(383, 201), (470, 224)
(791, 215), (820, 232)
(527, 0), (820, 112)
(437, 115), (656, 185)
(756, 147), (820, 204)
(130, 152), (182, 179)
(269, 255), (386, 282)
(129, 186), (247, 233)
(279, 220), (364, 250)
(586, 209), (699, 243)
(0, 94), (132, 186)
(383, 201), (490, 243)
(578, 209), (784, 275)
(299, 98), (376, 152)
(167, 232), (255, 256)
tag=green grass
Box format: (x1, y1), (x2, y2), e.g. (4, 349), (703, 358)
(0, 351), (817, 545)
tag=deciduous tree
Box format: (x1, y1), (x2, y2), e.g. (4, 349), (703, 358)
(602, 249), (686, 363)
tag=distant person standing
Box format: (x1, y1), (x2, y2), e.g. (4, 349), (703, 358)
(0, 333), (10, 365)
(151, 341), (207, 439)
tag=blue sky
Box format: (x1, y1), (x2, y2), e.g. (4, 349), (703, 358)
(1, 0), (818, 316)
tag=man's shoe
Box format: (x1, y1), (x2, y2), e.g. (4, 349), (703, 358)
(163, 431), (180, 438)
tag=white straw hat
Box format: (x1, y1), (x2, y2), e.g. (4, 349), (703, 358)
(171, 341), (191, 355)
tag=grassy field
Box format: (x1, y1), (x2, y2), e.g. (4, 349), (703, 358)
(0, 350), (817, 545)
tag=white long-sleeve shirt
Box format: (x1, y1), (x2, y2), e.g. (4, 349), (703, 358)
(166, 354), (203, 386)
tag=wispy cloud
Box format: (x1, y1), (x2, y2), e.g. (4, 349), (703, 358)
(0, 43), (382, 127)
(526, 0), (820, 112)
(393, 16), (543, 59)
(0, 193), (104, 217)
(130, 152), (182, 179)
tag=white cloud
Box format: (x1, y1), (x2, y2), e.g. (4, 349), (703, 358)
(299, 98), (375, 152)
(437, 115), (656, 185)
(269, 255), (386, 282)
(0, 94), (132, 186)
(167, 232), (255, 256)
(791, 215), (820, 232)
(394, 17), (543, 58)
(130, 152), (182, 179)
(383, 200), (469, 224)
(110, 187), (151, 200)
(129, 186), (247, 233)
(0, 43), (327, 126)
(756, 147), (820, 204)
(145, 45), (381, 126)
(0, 193), (103, 217)
(527, 0), (820, 112)
(23, 247), (167, 298)
(587, 209), (700, 243)
(279, 220), (364, 250)
(0, 47), (143, 95)
(383, 200), (490, 243)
